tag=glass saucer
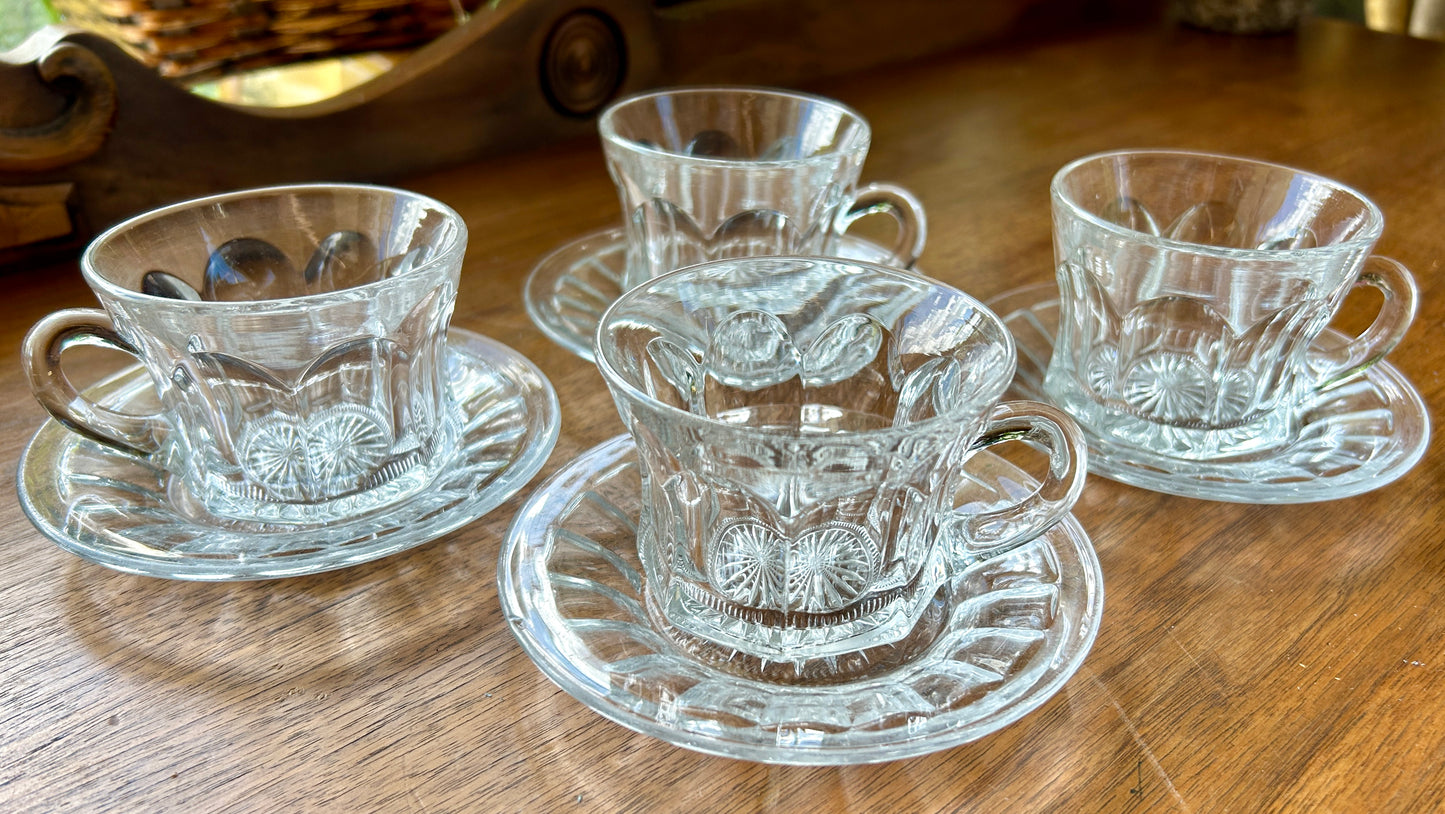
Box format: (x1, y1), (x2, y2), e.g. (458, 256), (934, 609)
(988, 284), (1430, 503)
(498, 434), (1103, 765)
(523, 227), (917, 360)
(18, 329), (560, 581)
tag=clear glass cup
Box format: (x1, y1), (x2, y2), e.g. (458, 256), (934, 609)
(595, 256), (1086, 683)
(24, 183), (467, 524)
(598, 86), (927, 291)
(1045, 150), (1417, 461)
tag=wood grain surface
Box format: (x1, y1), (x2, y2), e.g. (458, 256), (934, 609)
(3, 17), (1443, 812)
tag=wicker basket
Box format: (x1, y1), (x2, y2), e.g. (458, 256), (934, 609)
(53, 0), (479, 80)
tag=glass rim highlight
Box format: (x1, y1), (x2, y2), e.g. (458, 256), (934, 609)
(1050, 148), (1385, 260)
(597, 85), (873, 168)
(80, 182), (469, 311)
(593, 256), (1017, 443)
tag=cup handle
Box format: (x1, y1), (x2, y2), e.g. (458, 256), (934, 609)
(23, 308), (166, 454)
(832, 183), (927, 269)
(949, 400), (1088, 563)
(1310, 255), (1418, 392)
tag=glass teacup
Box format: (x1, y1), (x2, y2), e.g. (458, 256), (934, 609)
(1045, 150), (1417, 462)
(598, 86), (927, 291)
(23, 184), (467, 524)
(595, 256), (1086, 683)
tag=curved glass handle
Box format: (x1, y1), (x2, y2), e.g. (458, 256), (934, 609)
(23, 308), (166, 454)
(950, 400), (1087, 562)
(832, 183), (927, 269)
(1312, 255), (1418, 392)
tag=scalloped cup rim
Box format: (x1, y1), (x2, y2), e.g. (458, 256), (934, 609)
(597, 85), (873, 169)
(593, 256), (1018, 443)
(1051, 148), (1386, 260)
(80, 183), (468, 309)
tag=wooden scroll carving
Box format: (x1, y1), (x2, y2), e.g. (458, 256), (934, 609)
(0, 37), (117, 173)
(0, 34), (116, 256)
(0, 0), (1109, 266)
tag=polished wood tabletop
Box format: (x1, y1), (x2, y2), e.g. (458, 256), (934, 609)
(3, 17), (1443, 812)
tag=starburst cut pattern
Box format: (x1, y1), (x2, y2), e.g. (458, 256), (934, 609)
(1121, 352), (1209, 422)
(239, 421), (307, 495)
(496, 439), (1104, 763)
(994, 287), (1427, 500)
(711, 522), (787, 607)
(786, 524), (878, 613)
(25, 331), (559, 575)
(239, 404), (393, 501)
(307, 407), (394, 483)
(710, 521), (878, 614)
(1061, 251), (1340, 430)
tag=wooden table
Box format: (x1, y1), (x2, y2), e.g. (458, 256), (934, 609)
(3, 17), (1442, 812)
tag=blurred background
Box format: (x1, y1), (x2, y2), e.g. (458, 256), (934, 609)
(8, 0), (1445, 55)
(3, 0), (1443, 102)
(2, 0), (1440, 265)
(2, 0), (56, 50)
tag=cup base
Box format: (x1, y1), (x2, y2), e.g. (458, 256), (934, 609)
(1043, 369), (1299, 463)
(170, 413), (462, 526)
(989, 284), (1429, 503)
(499, 434), (1104, 764)
(642, 573), (951, 685)
(17, 329), (560, 580)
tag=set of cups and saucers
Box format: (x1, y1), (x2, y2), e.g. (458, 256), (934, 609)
(18, 87), (1427, 766)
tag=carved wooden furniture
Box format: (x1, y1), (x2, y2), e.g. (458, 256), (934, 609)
(0, 0), (1109, 266)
